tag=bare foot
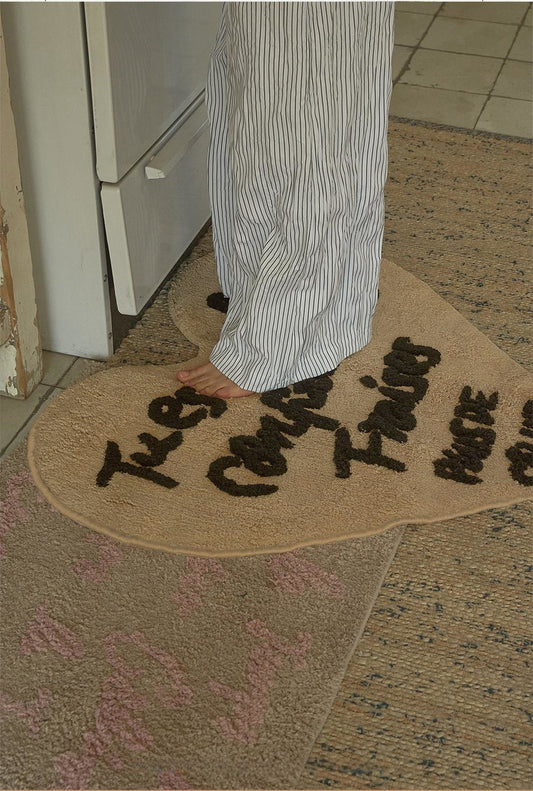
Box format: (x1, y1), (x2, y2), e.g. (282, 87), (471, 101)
(176, 361), (256, 398)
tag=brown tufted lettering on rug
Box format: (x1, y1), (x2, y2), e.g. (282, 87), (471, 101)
(27, 253), (532, 560)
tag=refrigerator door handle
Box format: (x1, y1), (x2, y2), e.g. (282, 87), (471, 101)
(145, 98), (209, 180)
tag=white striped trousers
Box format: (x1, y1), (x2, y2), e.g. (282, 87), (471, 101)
(205, 1), (395, 393)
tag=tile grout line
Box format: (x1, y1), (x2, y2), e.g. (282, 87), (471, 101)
(393, 3), (444, 86)
(407, 46), (530, 63)
(473, 4), (533, 130)
(395, 80), (531, 101)
(1, 385), (58, 458)
(53, 355), (80, 388)
(0, 356), (78, 458)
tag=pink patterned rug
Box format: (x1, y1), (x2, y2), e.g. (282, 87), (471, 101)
(0, 441), (402, 787)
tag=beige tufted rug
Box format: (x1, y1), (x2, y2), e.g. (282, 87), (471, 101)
(27, 252), (531, 557)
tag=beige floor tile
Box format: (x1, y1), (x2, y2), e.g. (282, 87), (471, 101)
(392, 44), (414, 81)
(390, 82), (486, 128)
(525, 6), (532, 26)
(55, 357), (107, 390)
(493, 59), (533, 100)
(393, 10), (435, 47)
(1, 384), (54, 454)
(1, 386), (64, 462)
(41, 350), (77, 387)
(508, 25), (533, 61)
(394, 1), (442, 15)
(420, 17), (518, 57)
(475, 95), (533, 137)
(440, 2), (529, 25)
(400, 48), (502, 93)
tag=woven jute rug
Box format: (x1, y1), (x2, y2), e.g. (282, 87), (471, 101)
(26, 257), (531, 558)
(1, 117), (531, 789)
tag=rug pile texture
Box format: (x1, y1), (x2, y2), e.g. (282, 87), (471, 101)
(0, 118), (530, 789)
(26, 253), (532, 557)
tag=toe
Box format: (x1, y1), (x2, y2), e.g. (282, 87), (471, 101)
(197, 384), (220, 397)
(182, 371), (202, 385)
(214, 387), (231, 399)
(177, 370), (190, 381)
(188, 364), (213, 383)
(193, 376), (221, 394)
(215, 384), (255, 398)
(191, 375), (212, 391)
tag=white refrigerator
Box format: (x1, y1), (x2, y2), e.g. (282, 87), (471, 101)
(2, 1), (223, 358)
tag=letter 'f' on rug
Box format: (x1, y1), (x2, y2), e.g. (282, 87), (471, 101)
(27, 252), (532, 557)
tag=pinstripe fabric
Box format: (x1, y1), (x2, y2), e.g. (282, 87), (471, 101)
(205, 1), (395, 393)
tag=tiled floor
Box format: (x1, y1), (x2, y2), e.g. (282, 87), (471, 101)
(1, 0), (532, 462)
(391, 1), (532, 137)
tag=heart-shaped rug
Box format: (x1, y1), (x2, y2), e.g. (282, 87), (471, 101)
(27, 253), (532, 557)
